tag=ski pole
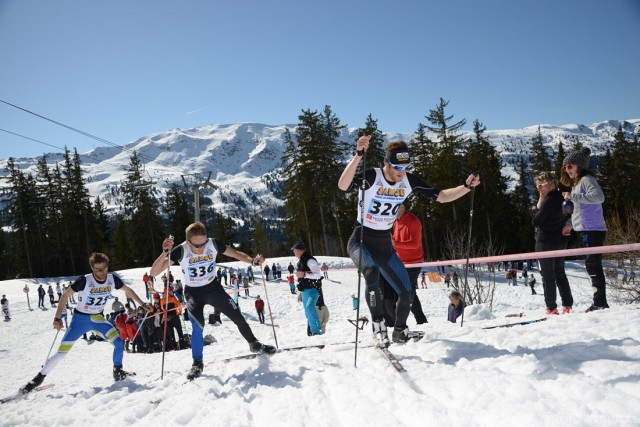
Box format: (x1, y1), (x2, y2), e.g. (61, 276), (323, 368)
(260, 264), (279, 349)
(460, 174), (477, 328)
(354, 142), (367, 368)
(44, 330), (60, 365)
(160, 236), (173, 380)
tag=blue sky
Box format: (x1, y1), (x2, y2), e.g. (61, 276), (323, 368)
(1, 0), (639, 160)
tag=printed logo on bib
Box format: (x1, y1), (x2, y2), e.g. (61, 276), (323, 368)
(358, 169), (412, 231)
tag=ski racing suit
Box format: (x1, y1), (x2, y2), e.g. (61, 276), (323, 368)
(39, 273), (126, 375)
(345, 168), (439, 329)
(172, 238), (258, 362)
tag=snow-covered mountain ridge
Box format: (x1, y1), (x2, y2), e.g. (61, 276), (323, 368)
(1, 119), (638, 221)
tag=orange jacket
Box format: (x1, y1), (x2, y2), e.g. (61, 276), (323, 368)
(392, 211), (424, 264)
(159, 294), (182, 321)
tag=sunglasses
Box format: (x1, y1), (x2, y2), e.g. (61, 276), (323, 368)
(563, 164), (576, 171)
(386, 159), (412, 171)
(92, 265), (109, 273)
(188, 239), (208, 249)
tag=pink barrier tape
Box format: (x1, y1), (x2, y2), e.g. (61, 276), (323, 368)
(404, 243), (640, 269)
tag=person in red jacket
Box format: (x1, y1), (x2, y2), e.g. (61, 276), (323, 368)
(255, 295), (265, 324)
(380, 204), (428, 325)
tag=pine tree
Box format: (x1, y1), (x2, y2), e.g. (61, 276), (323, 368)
(410, 123), (438, 259)
(465, 120), (510, 251)
(282, 106), (347, 255)
(92, 196), (110, 254)
(165, 183), (194, 243)
(5, 158), (37, 277)
(119, 152), (165, 267)
(555, 140), (568, 192)
(424, 98), (467, 227)
(530, 126), (552, 173)
(508, 158), (535, 253)
(356, 114), (385, 169)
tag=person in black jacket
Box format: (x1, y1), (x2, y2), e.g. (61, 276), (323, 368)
(532, 172), (573, 315)
(37, 285), (46, 308)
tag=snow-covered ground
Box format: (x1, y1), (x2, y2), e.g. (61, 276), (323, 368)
(1, 257), (639, 426)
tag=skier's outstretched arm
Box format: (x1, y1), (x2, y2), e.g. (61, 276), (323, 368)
(338, 135), (370, 191)
(121, 284), (148, 308)
(150, 235), (175, 277)
(223, 246), (264, 266)
(436, 174), (481, 203)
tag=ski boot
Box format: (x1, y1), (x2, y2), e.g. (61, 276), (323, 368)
(20, 373), (46, 394)
(249, 340), (277, 355)
(372, 319), (390, 348)
(392, 326), (410, 344)
(113, 366), (134, 381)
(187, 360), (204, 381)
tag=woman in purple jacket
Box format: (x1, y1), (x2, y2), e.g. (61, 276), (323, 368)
(560, 147), (608, 312)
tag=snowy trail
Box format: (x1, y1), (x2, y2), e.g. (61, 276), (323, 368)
(1, 257), (639, 426)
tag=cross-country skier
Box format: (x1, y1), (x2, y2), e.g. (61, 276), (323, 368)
(150, 221), (276, 381)
(338, 137), (480, 347)
(19, 252), (148, 394)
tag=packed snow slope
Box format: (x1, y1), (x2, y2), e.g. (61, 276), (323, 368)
(1, 257), (639, 427)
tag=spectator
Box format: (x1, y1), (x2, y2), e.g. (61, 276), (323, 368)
(255, 295), (265, 324)
(561, 147), (608, 312)
(447, 290), (465, 323)
(67, 281), (76, 304)
(420, 271), (427, 289)
(19, 252), (147, 395)
(287, 274), (296, 294)
(246, 265), (254, 282)
(533, 171), (573, 315)
(321, 263), (329, 279)
(444, 273), (451, 288)
(47, 285), (56, 307)
(288, 262), (295, 275)
(390, 204), (428, 325)
(452, 271), (459, 289)
(159, 287), (185, 350)
(111, 297), (125, 315)
(292, 241), (323, 336)
(243, 276), (250, 297)
(1, 295), (10, 321)
(56, 282), (62, 302)
(114, 310), (131, 352)
(173, 279), (184, 303)
(131, 306), (146, 352)
(264, 264), (271, 281)
(528, 274), (537, 295)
